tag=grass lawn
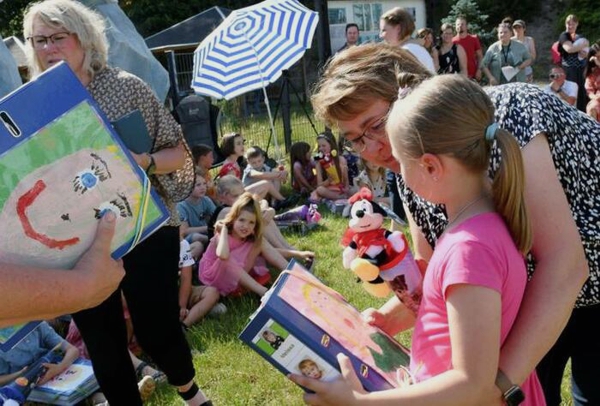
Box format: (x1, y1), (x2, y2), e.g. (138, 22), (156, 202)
(145, 200), (574, 405)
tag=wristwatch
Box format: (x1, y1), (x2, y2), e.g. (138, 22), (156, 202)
(495, 369), (525, 406)
(145, 153), (156, 175)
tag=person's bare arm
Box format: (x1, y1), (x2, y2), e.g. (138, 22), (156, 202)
(179, 266), (193, 316)
(0, 213), (124, 328)
(132, 142), (187, 174)
(293, 163), (315, 191)
(215, 225), (230, 260)
(561, 38), (588, 54)
(529, 37), (537, 61)
(475, 47), (484, 80)
(39, 341), (80, 384)
(498, 134), (588, 387)
(432, 48), (439, 72)
(457, 44), (468, 77)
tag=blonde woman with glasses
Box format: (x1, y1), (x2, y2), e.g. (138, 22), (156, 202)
(23, 1), (209, 405)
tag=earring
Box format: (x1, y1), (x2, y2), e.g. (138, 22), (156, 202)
(432, 176), (439, 182)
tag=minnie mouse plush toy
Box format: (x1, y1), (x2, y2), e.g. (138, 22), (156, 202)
(341, 188), (423, 315)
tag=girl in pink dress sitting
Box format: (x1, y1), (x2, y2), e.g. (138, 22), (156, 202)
(199, 192), (270, 297)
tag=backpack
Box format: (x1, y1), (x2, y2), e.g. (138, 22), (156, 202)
(551, 41), (561, 65)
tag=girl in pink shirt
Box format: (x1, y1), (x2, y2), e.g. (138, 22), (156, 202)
(291, 75), (545, 405)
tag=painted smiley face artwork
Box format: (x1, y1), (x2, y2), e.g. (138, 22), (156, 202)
(0, 148), (141, 269)
(0, 101), (164, 269)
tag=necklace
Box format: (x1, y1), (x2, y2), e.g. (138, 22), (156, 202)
(446, 195), (486, 229)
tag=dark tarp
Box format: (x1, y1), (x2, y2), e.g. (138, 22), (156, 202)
(0, 35), (23, 98)
(145, 6), (230, 50)
(80, 0), (170, 102)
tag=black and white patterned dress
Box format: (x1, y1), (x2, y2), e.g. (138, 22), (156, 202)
(397, 83), (600, 308)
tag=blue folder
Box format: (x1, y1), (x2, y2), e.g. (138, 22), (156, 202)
(0, 62), (169, 352)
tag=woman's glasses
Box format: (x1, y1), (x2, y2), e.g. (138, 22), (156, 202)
(27, 32), (73, 50)
(345, 108), (390, 154)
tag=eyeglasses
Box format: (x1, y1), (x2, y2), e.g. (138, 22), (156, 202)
(27, 32), (73, 50)
(345, 107), (390, 153)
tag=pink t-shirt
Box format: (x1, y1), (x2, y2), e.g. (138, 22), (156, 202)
(410, 213), (545, 405)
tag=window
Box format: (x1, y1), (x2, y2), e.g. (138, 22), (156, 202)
(328, 8), (347, 25)
(352, 3), (383, 32)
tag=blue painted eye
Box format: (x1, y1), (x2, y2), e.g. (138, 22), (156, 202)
(80, 172), (97, 189)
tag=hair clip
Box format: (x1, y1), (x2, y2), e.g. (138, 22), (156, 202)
(485, 123), (498, 142)
(398, 85), (412, 100)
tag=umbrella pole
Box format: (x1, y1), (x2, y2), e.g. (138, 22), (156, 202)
(262, 86), (281, 162)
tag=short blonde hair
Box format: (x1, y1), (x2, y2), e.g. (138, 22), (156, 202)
(23, 0), (108, 79)
(311, 43), (432, 129)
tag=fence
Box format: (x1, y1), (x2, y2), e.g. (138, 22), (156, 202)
(170, 52), (324, 160)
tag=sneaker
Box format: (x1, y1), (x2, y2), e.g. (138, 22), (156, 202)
(208, 303), (228, 317)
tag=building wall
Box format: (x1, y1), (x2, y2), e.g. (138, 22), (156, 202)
(328, 0), (426, 52)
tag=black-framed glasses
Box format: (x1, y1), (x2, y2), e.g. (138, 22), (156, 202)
(27, 32), (73, 50)
(345, 107), (391, 153)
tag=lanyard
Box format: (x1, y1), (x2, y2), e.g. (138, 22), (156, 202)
(501, 43), (511, 65)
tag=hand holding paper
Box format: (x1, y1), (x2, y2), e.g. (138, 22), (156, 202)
(501, 66), (519, 82)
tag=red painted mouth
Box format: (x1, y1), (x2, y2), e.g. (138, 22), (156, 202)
(17, 180), (80, 250)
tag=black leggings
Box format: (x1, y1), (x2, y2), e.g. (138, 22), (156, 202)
(536, 303), (600, 406)
(73, 226), (195, 405)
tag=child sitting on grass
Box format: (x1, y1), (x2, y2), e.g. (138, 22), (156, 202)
(217, 133), (287, 205)
(208, 176), (315, 271)
(242, 146), (287, 191)
(191, 144), (218, 202)
(200, 192), (270, 297)
(178, 235), (227, 329)
(177, 174), (216, 259)
(0, 322), (79, 387)
(354, 157), (388, 205)
(311, 132), (350, 202)
(290, 141), (317, 195)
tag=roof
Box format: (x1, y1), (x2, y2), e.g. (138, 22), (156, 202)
(145, 6), (231, 51)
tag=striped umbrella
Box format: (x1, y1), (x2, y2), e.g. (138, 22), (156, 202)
(191, 0), (319, 154)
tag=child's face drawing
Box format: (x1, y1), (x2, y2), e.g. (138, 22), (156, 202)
(232, 209), (256, 240)
(233, 136), (245, 157)
(317, 138), (331, 154)
(191, 177), (207, 198)
(301, 363), (323, 379)
(0, 149), (138, 269)
(247, 155), (265, 170)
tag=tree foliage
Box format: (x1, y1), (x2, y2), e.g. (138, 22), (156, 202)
(441, 0), (494, 45)
(0, 0), (31, 38)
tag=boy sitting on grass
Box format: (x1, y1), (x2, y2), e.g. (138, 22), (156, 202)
(242, 146), (288, 208)
(177, 174), (216, 260)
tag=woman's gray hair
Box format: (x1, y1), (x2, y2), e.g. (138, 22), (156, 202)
(23, 0), (108, 79)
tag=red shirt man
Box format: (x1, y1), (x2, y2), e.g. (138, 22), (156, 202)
(453, 17), (483, 80)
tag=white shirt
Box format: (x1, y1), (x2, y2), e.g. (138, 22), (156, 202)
(402, 42), (436, 73)
(543, 80), (578, 106)
(179, 239), (195, 268)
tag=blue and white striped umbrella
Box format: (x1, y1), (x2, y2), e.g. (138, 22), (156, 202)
(191, 0), (319, 100)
